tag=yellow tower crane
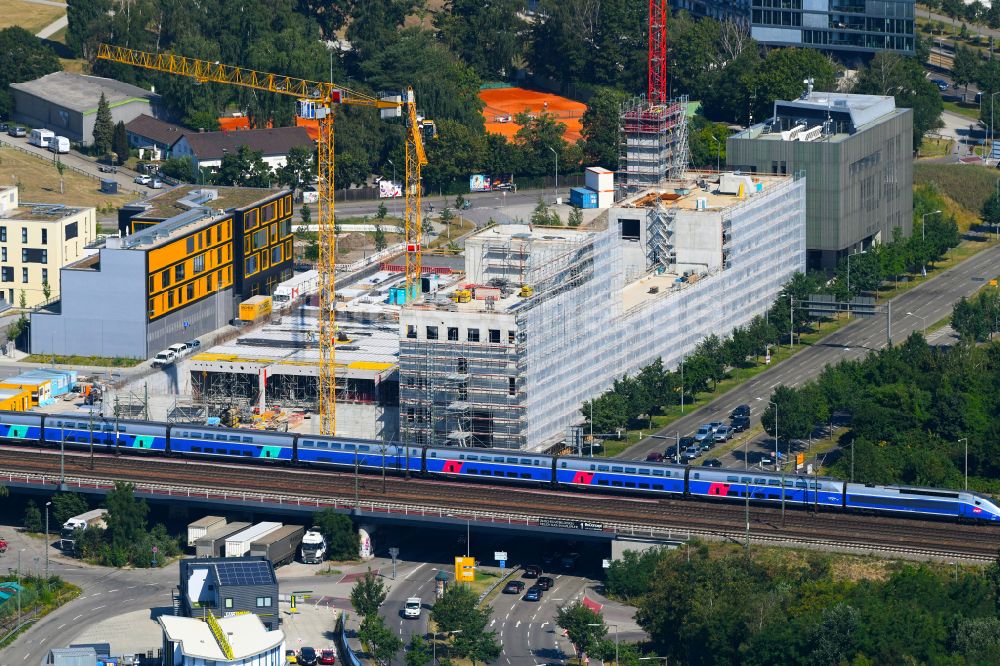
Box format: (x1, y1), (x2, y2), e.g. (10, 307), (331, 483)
(97, 44), (432, 436)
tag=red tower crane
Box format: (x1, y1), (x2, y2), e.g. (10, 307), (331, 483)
(648, 0), (669, 105)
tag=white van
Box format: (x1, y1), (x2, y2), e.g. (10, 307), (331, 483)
(28, 128), (54, 148)
(48, 136), (69, 154)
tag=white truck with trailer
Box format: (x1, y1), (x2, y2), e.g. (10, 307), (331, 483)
(187, 515), (227, 547)
(59, 509), (107, 551)
(300, 528), (327, 563)
(224, 522), (282, 558)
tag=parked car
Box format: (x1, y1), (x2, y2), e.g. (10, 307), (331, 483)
(523, 564), (541, 579)
(931, 78), (949, 91)
(318, 649), (336, 665)
(682, 445), (701, 461)
(503, 580), (525, 594)
(7, 126), (26, 137)
(403, 597), (421, 619)
(713, 425), (733, 443)
(0, 123), (7, 132)
(708, 421), (724, 433)
(149, 178), (164, 189)
(187, 339), (202, 349)
(523, 586), (542, 602)
(286, 650), (298, 664)
(536, 576), (554, 591)
(731, 404), (751, 419)
(98, 165), (117, 173)
(168, 342), (190, 357)
(645, 451), (664, 462)
(134, 175), (151, 185)
(701, 458), (722, 468)
(151, 349), (176, 368)
(731, 415), (751, 432)
(298, 648), (318, 666)
(694, 424), (714, 443)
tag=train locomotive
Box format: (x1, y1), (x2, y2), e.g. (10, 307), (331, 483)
(2, 411), (998, 523)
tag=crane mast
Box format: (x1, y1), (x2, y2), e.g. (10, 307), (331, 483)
(96, 44), (431, 436)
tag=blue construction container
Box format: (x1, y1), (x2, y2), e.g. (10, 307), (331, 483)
(21, 369), (77, 396)
(569, 187), (598, 209)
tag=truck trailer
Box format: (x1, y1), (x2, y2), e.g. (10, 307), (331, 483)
(187, 516), (227, 547)
(249, 525), (304, 567)
(225, 522), (282, 558)
(59, 509), (107, 551)
(195, 521), (251, 558)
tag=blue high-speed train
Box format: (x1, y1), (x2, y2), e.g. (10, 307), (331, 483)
(3, 410), (998, 523)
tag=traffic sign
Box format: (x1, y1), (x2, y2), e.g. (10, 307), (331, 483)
(494, 551), (507, 561)
(499, 560), (506, 569)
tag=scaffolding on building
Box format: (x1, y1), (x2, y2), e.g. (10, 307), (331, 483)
(619, 94), (690, 197)
(646, 199), (676, 271)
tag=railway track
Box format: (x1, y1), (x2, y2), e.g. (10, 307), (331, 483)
(1, 446), (997, 561)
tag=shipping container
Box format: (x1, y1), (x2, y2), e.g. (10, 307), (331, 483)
(195, 521), (251, 558)
(570, 187), (598, 209)
(585, 166), (614, 193)
(225, 521), (282, 558)
(248, 525), (304, 567)
(187, 515), (227, 547)
(239, 295), (273, 322)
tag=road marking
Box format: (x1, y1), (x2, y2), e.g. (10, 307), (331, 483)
(23, 653), (30, 661)
(91, 592), (102, 596)
(541, 622), (549, 628)
(515, 620), (521, 628)
(490, 619), (496, 627)
(125, 598), (135, 602)
(40, 637), (48, 644)
(57, 624), (65, 630)
(108, 589), (118, 593)
(92, 605), (105, 610)
(72, 615), (82, 621)
(127, 585), (136, 589)
(505, 612), (510, 620)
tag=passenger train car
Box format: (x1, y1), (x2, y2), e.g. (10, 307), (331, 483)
(2, 410), (998, 523)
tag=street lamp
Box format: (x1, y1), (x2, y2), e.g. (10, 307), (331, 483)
(709, 135), (721, 173)
(906, 311), (928, 336)
(588, 623), (618, 666)
(768, 400), (779, 472)
(920, 210), (941, 277)
(991, 92), (999, 156)
(45, 501), (51, 582)
(547, 146), (558, 195)
(960, 437), (969, 490)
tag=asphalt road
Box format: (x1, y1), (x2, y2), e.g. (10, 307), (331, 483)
(622, 239), (1000, 464)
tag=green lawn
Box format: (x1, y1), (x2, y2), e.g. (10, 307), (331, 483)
(942, 101), (980, 121)
(22, 354), (142, 367)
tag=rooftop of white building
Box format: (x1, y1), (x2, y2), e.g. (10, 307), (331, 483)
(616, 171), (793, 211)
(159, 613), (283, 661)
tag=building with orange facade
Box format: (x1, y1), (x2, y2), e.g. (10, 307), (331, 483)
(31, 186), (294, 359)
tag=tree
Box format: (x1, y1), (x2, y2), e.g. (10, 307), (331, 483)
(854, 53), (943, 148)
(431, 583), (479, 633)
(23, 499), (43, 532)
(761, 384), (818, 444)
(214, 145), (272, 187)
(313, 509), (359, 560)
(277, 145), (314, 191)
(982, 191), (1000, 235)
(160, 157), (194, 182)
(555, 602), (607, 658)
(952, 45), (980, 100)
(300, 204), (312, 228)
(51, 492), (89, 525)
(0, 27), (61, 120)
(452, 611), (501, 666)
(104, 481), (149, 549)
(66, 0), (111, 58)
(93, 92), (114, 156)
(439, 207), (455, 231)
(350, 568), (388, 619)
(606, 548), (664, 602)
(111, 121), (129, 166)
(359, 614), (403, 664)
(568, 206), (583, 227)
(530, 198), (561, 226)
(376, 201), (389, 222)
(42, 280), (51, 302)
(435, 0), (527, 79)
(55, 158), (65, 195)
(581, 87), (627, 169)
(405, 635), (433, 666)
(373, 225), (388, 252)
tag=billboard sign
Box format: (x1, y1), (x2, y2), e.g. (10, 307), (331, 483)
(379, 180), (402, 198)
(492, 174), (515, 191)
(470, 174), (492, 192)
(455, 556), (475, 582)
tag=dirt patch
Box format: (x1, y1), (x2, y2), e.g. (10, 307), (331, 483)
(0, 146), (134, 210)
(480, 87), (587, 142)
(829, 555), (897, 583)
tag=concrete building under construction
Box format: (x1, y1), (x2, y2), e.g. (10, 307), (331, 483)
(398, 171), (807, 450)
(618, 94), (690, 196)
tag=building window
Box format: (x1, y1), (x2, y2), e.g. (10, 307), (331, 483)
(508, 330), (516, 343)
(245, 255), (258, 275)
(21, 249), (27, 263)
(186, 237), (195, 253)
(21, 228), (27, 243)
(65, 222), (78, 240)
(217, 248), (222, 264)
(175, 263), (185, 281)
(41, 250), (47, 264)
(1, 267), (12, 282)
(186, 283), (194, 300)
(244, 209), (258, 230)
(271, 245), (282, 265)
(41, 229), (47, 245)
(253, 228), (268, 250)
(280, 219), (292, 237)
(194, 255), (205, 273)
(509, 377), (516, 395)
(467, 328), (480, 342)
(225, 598), (233, 609)
(21, 267), (28, 283)
(215, 225), (221, 243)
(0, 227), (5, 242)
(162, 270), (171, 288)
(167, 290), (174, 308)
(41, 269), (47, 284)
(426, 326), (439, 340)
(1, 248), (6, 262)
(406, 325), (417, 339)
(206, 273), (213, 291)
(447, 327), (459, 341)
(489, 329), (501, 344)
(256, 597), (272, 608)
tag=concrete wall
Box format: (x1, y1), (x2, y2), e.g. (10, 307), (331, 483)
(12, 90), (154, 146)
(147, 288), (233, 356)
(674, 212), (723, 273)
(31, 249), (148, 358)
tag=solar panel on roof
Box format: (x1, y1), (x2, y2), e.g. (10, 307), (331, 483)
(214, 560), (273, 586)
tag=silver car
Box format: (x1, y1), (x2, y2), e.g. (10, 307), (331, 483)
(713, 425), (733, 443)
